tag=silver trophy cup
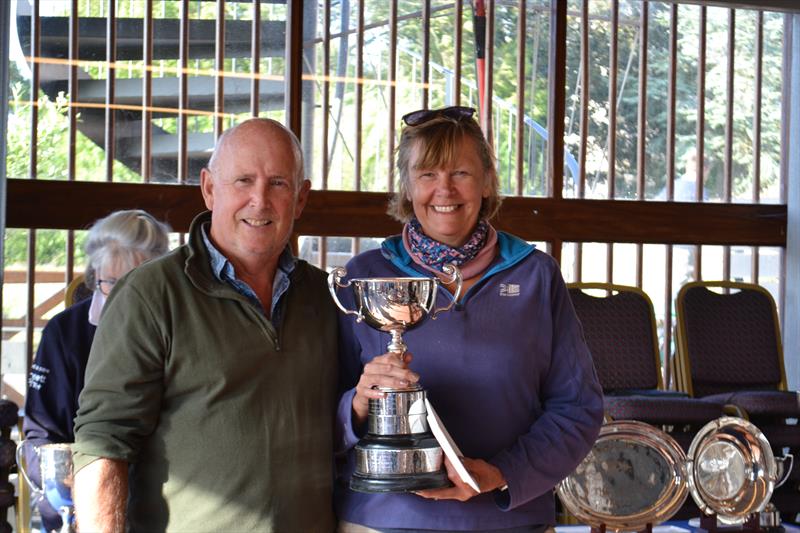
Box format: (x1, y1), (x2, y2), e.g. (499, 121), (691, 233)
(329, 264), (462, 493)
(16, 441), (75, 533)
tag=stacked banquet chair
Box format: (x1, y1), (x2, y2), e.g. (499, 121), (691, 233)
(675, 281), (800, 521)
(568, 283), (727, 519)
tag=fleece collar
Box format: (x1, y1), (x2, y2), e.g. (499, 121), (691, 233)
(380, 231), (536, 281)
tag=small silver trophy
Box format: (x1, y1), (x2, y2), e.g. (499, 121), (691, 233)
(329, 264), (462, 493)
(16, 441), (75, 533)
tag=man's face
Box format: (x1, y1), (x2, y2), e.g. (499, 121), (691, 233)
(200, 123), (310, 268)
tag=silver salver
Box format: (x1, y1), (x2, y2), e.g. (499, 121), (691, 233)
(557, 418), (794, 532)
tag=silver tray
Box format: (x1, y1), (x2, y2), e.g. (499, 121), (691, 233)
(687, 417), (777, 525)
(557, 420), (688, 531)
(558, 417), (783, 530)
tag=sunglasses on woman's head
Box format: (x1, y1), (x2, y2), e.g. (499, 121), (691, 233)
(401, 106), (476, 126)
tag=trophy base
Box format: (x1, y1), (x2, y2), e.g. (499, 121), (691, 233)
(350, 470), (451, 493)
(351, 433), (451, 493)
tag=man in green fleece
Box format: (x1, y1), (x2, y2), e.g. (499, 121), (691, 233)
(72, 119), (338, 532)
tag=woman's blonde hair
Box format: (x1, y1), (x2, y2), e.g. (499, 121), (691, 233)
(388, 113), (502, 223)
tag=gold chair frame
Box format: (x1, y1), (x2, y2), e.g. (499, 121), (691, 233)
(64, 274), (87, 308)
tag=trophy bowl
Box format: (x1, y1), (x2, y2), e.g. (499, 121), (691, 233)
(687, 417), (780, 524)
(17, 441), (75, 532)
(353, 277), (433, 329)
(329, 265), (461, 359)
(329, 265), (462, 492)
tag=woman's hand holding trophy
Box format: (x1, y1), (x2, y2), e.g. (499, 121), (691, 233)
(352, 352), (420, 427)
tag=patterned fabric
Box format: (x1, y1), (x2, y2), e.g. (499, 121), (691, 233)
(604, 395), (724, 425)
(569, 289), (659, 392)
(681, 286), (782, 397)
(772, 489), (800, 515)
(406, 217), (489, 272)
(702, 390), (800, 418)
(570, 287), (725, 442)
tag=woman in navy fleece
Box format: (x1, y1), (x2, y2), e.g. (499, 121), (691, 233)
(22, 209), (169, 532)
(335, 107), (604, 532)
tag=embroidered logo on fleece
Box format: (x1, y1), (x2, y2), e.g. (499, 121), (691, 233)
(28, 363), (50, 391)
(499, 283), (520, 296)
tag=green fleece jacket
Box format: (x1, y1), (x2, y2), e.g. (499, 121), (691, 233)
(73, 212), (338, 532)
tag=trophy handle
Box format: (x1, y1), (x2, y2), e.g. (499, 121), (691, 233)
(430, 264), (462, 319)
(15, 440), (44, 497)
(776, 453), (794, 488)
(327, 267), (364, 322)
(59, 505), (74, 533)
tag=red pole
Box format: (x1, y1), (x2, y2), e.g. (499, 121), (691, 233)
(473, 0), (487, 115)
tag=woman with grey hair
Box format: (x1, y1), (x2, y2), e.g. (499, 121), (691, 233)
(82, 209), (171, 325)
(22, 209), (169, 531)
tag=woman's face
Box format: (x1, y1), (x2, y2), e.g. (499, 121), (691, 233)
(95, 256), (141, 296)
(406, 136), (492, 248)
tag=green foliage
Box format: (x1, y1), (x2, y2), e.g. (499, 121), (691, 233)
(3, 229), (87, 269)
(557, 2), (784, 200)
(5, 52), (141, 268)
(6, 90), (143, 182)
(313, 1), (764, 199)
(313, 0), (785, 202)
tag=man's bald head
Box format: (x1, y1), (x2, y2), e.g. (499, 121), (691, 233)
(199, 118), (311, 272)
(206, 118), (305, 192)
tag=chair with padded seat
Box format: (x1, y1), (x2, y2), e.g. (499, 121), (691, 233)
(568, 283), (726, 452)
(675, 280), (799, 519)
(65, 274), (92, 308)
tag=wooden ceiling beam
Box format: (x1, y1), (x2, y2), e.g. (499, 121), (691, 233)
(7, 178), (786, 246)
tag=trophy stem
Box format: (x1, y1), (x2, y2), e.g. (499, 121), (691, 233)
(387, 329), (407, 356)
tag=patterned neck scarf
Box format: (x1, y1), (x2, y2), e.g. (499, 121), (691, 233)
(406, 217), (490, 272)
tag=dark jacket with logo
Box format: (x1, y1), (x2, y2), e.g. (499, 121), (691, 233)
(23, 297), (95, 531)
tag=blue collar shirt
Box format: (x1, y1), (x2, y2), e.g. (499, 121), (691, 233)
(201, 223), (296, 327)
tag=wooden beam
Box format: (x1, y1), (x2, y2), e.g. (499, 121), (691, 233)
(6, 179), (787, 246)
(497, 196), (785, 246)
(8, 179), (204, 233)
(3, 270), (66, 283)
